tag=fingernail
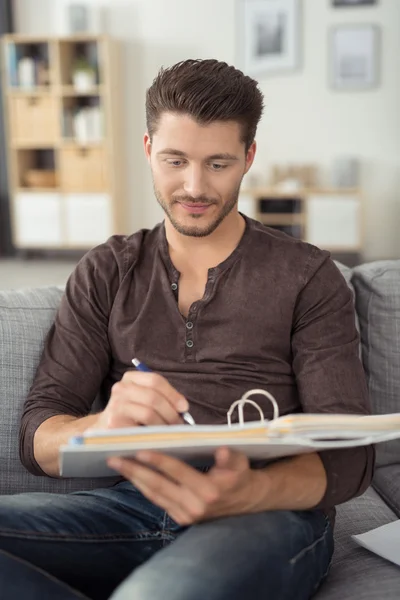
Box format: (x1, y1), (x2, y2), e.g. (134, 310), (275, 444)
(136, 451), (151, 461)
(178, 398), (189, 412)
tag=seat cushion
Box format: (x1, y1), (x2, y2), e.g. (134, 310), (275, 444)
(315, 487), (400, 599)
(374, 465), (400, 518)
(0, 286), (118, 495)
(352, 260), (400, 468)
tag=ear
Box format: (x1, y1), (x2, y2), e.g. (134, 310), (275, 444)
(244, 141), (257, 175)
(143, 133), (152, 163)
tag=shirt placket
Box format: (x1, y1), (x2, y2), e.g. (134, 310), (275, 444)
(183, 268), (217, 362)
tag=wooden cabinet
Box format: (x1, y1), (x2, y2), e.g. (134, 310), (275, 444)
(239, 188), (363, 254)
(14, 192), (62, 247)
(64, 193), (112, 246)
(60, 147), (107, 192)
(306, 194), (361, 250)
(10, 95), (59, 144)
(1, 34), (125, 251)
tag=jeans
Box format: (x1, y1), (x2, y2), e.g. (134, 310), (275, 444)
(0, 480), (333, 600)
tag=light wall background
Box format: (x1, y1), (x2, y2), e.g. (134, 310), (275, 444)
(14, 0), (400, 261)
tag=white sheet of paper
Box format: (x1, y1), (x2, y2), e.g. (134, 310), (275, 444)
(352, 520), (400, 567)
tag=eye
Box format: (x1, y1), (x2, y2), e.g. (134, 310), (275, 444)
(210, 163), (228, 171)
(166, 159), (185, 167)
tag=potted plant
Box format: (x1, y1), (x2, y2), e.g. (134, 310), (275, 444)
(72, 56), (96, 91)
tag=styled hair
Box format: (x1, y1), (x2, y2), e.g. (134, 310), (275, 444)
(146, 59), (264, 152)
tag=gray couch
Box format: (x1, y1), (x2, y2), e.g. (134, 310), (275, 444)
(0, 259), (399, 598)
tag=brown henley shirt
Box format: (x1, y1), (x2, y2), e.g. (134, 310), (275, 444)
(19, 215), (374, 516)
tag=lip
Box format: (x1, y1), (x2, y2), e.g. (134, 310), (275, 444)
(180, 203), (212, 214)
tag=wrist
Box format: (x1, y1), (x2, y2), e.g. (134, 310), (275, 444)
(247, 468), (275, 512)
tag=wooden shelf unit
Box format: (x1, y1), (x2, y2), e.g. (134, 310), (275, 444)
(1, 34), (125, 251)
(239, 187), (363, 253)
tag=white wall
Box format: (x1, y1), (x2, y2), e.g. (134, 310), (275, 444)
(13, 0), (400, 260)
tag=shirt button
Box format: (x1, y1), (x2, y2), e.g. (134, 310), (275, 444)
(186, 340), (194, 348)
(186, 321), (194, 330)
(171, 283), (178, 291)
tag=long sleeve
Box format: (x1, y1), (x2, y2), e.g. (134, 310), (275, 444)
(291, 250), (375, 510)
(19, 240), (123, 475)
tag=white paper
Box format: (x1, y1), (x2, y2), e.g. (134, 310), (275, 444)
(352, 520), (400, 567)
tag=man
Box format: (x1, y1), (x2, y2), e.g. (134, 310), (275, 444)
(0, 59), (373, 600)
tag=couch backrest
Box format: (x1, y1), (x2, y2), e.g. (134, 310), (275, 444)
(0, 286), (117, 495)
(352, 260), (400, 468)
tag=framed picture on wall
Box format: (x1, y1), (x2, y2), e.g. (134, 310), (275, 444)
(238, 0), (301, 77)
(330, 24), (380, 90)
(332, 0), (377, 6)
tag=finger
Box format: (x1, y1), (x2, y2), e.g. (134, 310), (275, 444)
(108, 457), (208, 523)
(107, 400), (167, 428)
(135, 451), (219, 504)
(123, 371), (188, 413)
(214, 447), (249, 471)
(112, 381), (183, 425)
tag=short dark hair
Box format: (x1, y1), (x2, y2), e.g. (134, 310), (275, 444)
(146, 59), (264, 152)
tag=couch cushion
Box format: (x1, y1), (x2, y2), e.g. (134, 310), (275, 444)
(374, 465), (400, 518)
(315, 487), (400, 599)
(334, 261), (353, 289)
(0, 286), (117, 495)
(352, 260), (400, 467)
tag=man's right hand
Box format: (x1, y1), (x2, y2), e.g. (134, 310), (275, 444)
(89, 370), (189, 431)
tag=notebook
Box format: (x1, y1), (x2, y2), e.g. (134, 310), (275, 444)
(59, 388), (400, 477)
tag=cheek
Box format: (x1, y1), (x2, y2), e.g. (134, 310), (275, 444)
(219, 172), (241, 196)
(153, 167), (182, 195)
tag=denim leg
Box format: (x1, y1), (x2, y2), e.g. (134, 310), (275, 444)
(111, 509), (334, 600)
(0, 481), (180, 600)
(0, 548), (89, 600)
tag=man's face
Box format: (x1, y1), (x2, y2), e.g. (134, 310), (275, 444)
(144, 113), (256, 237)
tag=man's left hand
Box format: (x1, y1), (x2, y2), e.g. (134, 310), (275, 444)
(108, 448), (269, 526)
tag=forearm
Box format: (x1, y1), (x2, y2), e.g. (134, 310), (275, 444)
(254, 452), (327, 511)
(33, 414), (98, 477)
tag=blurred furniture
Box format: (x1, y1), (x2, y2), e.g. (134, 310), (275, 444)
(0, 259), (400, 598)
(1, 34), (125, 251)
(0, 0), (13, 257)
(239, 187), (363, 256)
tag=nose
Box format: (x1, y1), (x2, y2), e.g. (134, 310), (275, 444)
(183, 165), (207, 199)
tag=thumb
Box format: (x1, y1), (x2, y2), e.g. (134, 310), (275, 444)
(214, 447), (249, 471)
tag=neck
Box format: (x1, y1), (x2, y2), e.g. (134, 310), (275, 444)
(165, 209), (246, 272)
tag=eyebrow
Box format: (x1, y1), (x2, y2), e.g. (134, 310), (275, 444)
(157, 148), (239, 161)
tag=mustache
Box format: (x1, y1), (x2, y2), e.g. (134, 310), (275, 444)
(172, 196), (217, 205)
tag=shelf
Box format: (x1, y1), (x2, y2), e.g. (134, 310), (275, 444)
(241, 187), (360, 198)
(241, 188), (307, 198)
(3, 34), (105, 43)
(16, 187), (61, 193)
(60, 140), (104, 148)
(257, 214), (304, 226)
(7, 87), (53, 96)
(60, 85), (104, 97)
(11, 141), (60, 149)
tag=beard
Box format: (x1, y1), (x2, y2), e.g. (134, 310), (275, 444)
(154, 184), (242, 238)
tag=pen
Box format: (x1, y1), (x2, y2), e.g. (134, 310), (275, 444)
(131, 358), (196, 426)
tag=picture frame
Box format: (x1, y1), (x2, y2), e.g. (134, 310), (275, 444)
(67, 3), (104, 35)
(68, 4), (89, 33)
(330, 24), (380, 91)
(237, 0), (301, 77)
(332, 0), (377, 7)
